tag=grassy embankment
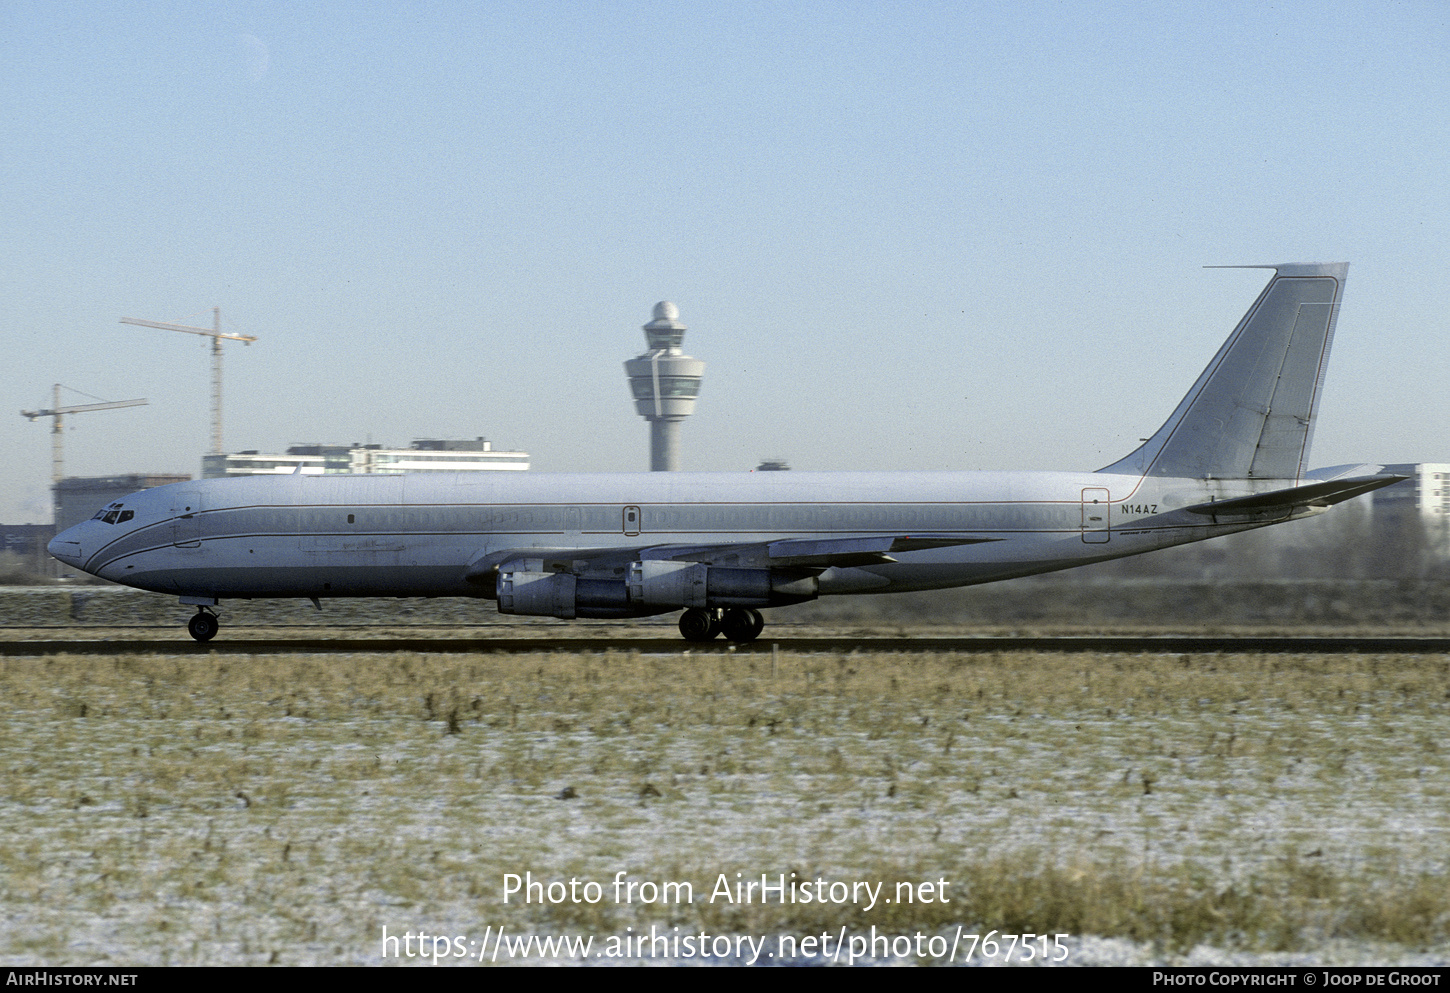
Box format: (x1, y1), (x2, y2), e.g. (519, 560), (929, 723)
(2, 648), (1447, 963)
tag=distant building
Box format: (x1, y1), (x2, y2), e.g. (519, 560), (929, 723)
(0, 523), (54, 576)
(202, 438), (529, 478)
(54, 474), (192, 533)
(350, 438), (529, 474)
(1372, 463), (1450, 555)
(203, 446), (351, 476)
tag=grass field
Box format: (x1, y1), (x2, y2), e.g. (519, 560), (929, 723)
(2, 645), (1447, 965)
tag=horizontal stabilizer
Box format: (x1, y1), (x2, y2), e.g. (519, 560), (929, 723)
(1183, 474), (1406, 517)
(1302, 462), (1387, 481)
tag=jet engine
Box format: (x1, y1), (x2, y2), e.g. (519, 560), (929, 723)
(495, 560), (818, 619)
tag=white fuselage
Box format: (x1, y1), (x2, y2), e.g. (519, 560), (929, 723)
(49, 469), (1307, 604)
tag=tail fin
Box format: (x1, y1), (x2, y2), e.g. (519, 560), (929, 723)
(1099, 263), (1347, 480)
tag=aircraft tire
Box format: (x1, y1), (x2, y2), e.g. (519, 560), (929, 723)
(188, 612), (219, 643)
(679, 608), (718, 642)
(720, 607), (763, 643)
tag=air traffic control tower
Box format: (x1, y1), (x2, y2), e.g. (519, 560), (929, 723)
(624, 302), (704, 471)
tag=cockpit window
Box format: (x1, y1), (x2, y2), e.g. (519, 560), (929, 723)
(92, 504), (133, 525)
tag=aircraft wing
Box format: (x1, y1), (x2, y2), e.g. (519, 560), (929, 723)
(1182, 474), (1407, 519)
(756, 534), (1001, 567)
(463, 533), (999, 585)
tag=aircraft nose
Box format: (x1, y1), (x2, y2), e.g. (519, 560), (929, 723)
(48, 527), (84, 568)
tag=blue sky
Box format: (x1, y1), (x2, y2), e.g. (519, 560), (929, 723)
(4, 1), (1448, 523)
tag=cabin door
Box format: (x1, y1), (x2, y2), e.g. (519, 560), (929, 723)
(170, 490), (203, 548)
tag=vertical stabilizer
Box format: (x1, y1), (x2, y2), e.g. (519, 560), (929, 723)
(1099, 263), (1347, 480)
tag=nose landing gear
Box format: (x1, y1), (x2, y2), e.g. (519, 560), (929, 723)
(678, 607), (765, 643)
(187, 607), (220, 642)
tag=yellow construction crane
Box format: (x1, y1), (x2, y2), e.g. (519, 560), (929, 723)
(21, 385), (148, 484)
(120, 307), (257, 454)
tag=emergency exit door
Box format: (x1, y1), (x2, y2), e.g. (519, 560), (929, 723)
(1081, 488), (1110, 543)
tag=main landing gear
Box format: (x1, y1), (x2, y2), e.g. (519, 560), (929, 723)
(679, 606), (765, 644)
(187, 607), (219, 642)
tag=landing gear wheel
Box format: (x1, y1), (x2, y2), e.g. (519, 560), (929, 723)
(187, 610), (219, 643)
(720, 607), (765, 643)
(679, 607), (719, 642)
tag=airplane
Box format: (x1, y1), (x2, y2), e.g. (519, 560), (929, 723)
(49, 262), (1405, 644)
